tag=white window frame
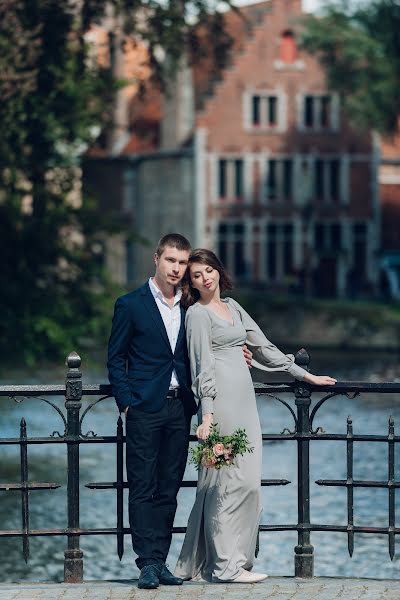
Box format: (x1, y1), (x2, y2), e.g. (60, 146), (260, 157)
(243, 89), (287, 133)
(314, 157), (342, 204)
(214, 218), (251, 280)
(297, 93), (340, 132)
(212, 154), (252, 205)
(259, 153), (295, 205)
(292, 154), (347, 206)
(263, 219), (296, 282)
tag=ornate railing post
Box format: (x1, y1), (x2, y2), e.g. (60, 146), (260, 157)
(294, 348), (314, 577)
(64, 352), (83, 583)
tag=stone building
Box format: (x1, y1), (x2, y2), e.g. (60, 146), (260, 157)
(85, 0), (383, 297)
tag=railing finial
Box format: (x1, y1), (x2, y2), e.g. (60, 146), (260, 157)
(66, 352), (81, 369)
(295, 348), (310, 369)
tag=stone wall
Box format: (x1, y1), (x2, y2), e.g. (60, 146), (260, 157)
(132, 151), (195, 285)
(83, 150), (195, 288)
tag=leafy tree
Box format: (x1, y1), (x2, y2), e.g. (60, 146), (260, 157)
(0, 0), (233, 365)
(0, 1), (118, 365)
(300, 0), (400, 135)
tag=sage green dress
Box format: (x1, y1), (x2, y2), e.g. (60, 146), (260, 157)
(175, 298), (306, 582)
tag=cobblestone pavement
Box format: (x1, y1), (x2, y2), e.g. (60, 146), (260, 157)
(0, 578), (399, 600)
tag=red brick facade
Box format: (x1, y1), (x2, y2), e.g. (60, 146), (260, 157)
(380, 129), (400, 252)
(193, 0), (378, 296)
(87, 0), (390, 297)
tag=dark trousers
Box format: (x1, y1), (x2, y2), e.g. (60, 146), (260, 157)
(125, 397), (190, 569)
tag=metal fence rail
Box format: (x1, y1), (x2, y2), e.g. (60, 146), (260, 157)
(0, 350), (399, 582)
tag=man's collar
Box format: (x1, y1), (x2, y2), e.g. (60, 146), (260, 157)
(148, 277), (182, 304)
(148, 277), (162, 299)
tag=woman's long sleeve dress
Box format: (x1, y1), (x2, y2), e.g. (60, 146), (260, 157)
(174, 298), (306, 582)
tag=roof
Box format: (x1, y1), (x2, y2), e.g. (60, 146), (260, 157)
(89, 1), (399, 159)
(192, 1), (273, 110)
(117, 1), (274, 155)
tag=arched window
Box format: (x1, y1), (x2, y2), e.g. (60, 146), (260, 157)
(280, 30), (297, 64)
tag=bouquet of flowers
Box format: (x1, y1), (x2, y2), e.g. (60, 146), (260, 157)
(189, 423), (254, 470)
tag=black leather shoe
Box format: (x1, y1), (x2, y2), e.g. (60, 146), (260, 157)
(158, 564), (183, 586)
(138, 564), (160, 589)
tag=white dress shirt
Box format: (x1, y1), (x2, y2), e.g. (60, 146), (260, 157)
(148, 277), (182, 388)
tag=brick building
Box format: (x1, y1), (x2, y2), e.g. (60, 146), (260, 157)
(85, 0), (382, 297)
(379, 127), (400, 298)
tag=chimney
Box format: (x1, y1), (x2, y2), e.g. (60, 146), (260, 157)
(105, 11), (130, 155)
(161, 51), (195, 149)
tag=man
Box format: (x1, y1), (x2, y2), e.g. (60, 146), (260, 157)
(107, 233), (251, 589)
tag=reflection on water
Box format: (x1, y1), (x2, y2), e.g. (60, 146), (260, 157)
(0, 351), (399, 582)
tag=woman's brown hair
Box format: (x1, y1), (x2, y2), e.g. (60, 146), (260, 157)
(181, 248), (233, 308)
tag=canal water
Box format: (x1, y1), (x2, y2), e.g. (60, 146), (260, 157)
(0, 351), (399, 582)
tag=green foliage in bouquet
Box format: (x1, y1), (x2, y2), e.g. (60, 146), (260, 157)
(189, 423), (254, 470)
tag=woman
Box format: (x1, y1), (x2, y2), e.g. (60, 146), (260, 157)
(175, 249), (336, 583)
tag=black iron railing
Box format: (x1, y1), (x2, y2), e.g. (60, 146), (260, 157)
(0, 350), (399, 582)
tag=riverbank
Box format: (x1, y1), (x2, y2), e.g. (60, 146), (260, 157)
(1, 577), (399, 600)
(235, 294), (400, 352)
(0, 297), (399, 374)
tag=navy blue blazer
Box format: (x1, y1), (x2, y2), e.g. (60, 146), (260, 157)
(107, 282), (197, 415)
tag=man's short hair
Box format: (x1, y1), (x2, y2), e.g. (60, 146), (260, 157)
(155, 233), (191, 257)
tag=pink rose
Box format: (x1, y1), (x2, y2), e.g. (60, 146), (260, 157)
(201, 455), (217, 468)
(213, 443), (225, 457)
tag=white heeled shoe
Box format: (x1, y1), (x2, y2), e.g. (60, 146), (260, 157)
(232, 570), (268, 583)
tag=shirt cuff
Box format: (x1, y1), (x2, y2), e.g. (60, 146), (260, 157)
(288, 363), (307, 380)
(200, 397), (214, 415)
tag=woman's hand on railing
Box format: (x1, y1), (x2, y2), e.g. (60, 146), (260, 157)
(303, 373), (337, 386)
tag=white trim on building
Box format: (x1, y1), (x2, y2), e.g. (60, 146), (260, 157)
(297, 92), (340, 133)
(243, 87), (288, 133)
(194, 128), (207, 248)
